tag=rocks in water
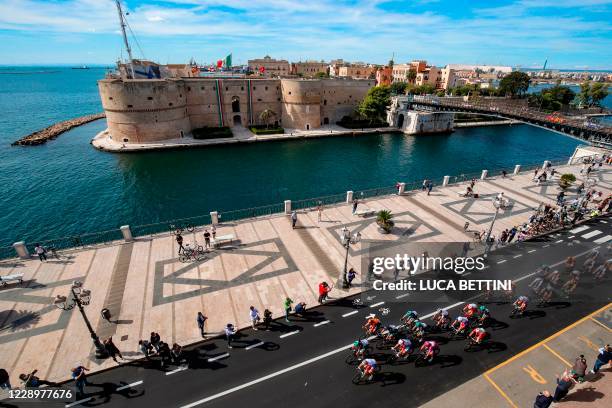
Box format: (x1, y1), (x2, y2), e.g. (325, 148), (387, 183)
(12, 113), (106, 146)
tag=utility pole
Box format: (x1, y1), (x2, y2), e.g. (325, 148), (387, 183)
(115, 0), (135, 78)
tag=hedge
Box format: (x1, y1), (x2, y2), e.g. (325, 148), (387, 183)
(336, 119), (388, 129)
(249, 126), (285, 135)
(192, 126), (233, 139)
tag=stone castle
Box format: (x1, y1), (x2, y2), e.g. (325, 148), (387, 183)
(98, 77), (374, 143)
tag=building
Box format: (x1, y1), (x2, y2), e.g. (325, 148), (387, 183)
(98, 77), (375, 143)
(392, 60), (428, 83)
(291, 61), (329, 77)
(415, 66), (443, 88)
(387, 96), (454, 134)
(247, 56), (291, 77)
(337, 64), (376, 79)
(441, 67), (459, 90)
(376, 66), (393, 86)
(446, 64), (513, 74)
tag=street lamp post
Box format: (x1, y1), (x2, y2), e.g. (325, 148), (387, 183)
(341, 227), (361, 289)
(54, 281), (108, 359)
(484, 195), (504, 257)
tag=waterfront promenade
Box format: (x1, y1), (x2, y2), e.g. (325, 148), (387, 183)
(1, 160), (611, 387)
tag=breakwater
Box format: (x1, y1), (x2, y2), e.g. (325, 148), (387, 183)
(11, 113), (105, 146)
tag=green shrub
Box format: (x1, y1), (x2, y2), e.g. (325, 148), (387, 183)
(559, 173), (576, 189)
(192, 126), (233, 139)
(376, 210), (394, 233)
(249, 125), (285, 135)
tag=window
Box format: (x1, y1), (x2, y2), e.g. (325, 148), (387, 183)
(323, 99), (327, 105)
(147, 97), (153, 100)
(127, 104), (133, 108)
(253, 86), (256, 90)
(179, 94), (182, 98)
(109, 97), (113, 100)
(201, 86), (205, 90)
(265, 86), (268, 90)
(241, 86), (244, 91)
(277, 97), (281, 101)
(123, 138), (129, 143)
(288, 91), (292, 95)
(169, 102), (173, 106)
(226, 87), (228, 91)
(187, 87), (191, 91)
(257, 98), (262, 101)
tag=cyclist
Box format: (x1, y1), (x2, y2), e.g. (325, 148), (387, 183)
(433, 308), (450, 329)
(463, 303), (478, 319)
(351, 339), (369, 360)
(477, 305), (491, 326)
(513, 296), (529, 315)
(402, 310), (419, 326)
(412, 320), (427, 340)
(363, 315), (381, 336)
(419, 340), (439, 363)
(357, 358), (377, 381)
(451, 315), (469, 335)
(382, 324), (402, 342)
(468, 327), (488, 345)
(593, 260), (610, 281)
(392, 338), (414, 359)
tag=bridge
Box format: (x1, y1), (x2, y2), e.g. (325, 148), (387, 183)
(407, 96), (612, 145)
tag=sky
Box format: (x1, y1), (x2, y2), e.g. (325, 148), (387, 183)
(0, 0), (610, 69)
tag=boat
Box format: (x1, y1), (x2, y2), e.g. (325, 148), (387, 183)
(71, 65), (90, 69)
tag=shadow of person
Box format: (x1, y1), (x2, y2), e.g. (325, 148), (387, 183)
(436, 354), (463, 368)
(378, 371), (406, 387)
(524, 310), (547, 319)
(78, 381), (145, 406)
(488, 318), (510, 331)
(561, 386), (604, 403)
(485, 341), (507, 353)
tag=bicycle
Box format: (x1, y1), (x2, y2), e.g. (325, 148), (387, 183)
(509, 304), (525, 318)
(352, 365), (380, 385)
(464, 337), (486, 352)
(170, 223), (195, 236)
(179, 243), (206, 262)
(345, 345), (371, 365)
(414, 349), (437, 366)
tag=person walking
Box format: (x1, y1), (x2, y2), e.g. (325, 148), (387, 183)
(175, 234), (185, 254)
(501, 170), (507, 178)
(197, 312), (207, 337)
(225, 323), (236, 349)
(318, 282), (331, 303)
(426, 181), (433, 196)
(589, 344), (612, 374)
(104, 337), (123, 363)
(263, 309), (273, 331)
(352, 199), (358, 214)
(317, 204), (322, 222)
(211, 225), (216, 239)
(571, 355), (587, 382)
(19, 369), (53, 388)
(533, 390), (553, 408)
(34, 244), (47, 262)
(291, 211), (298, 229)
(284, 297), (293, 322)
(0, 368), (11, 390)
(347, 268), (357, 288)
(138, 339), (153, 359)
(203, 229), (211, 249)
(249, 306), (260, 330)
(71, 365), (89, 397)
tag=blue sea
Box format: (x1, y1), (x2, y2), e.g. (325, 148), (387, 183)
(0, 66), (609, 253)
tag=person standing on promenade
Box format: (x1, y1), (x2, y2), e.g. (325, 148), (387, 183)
(34, 243), (46, 262)
(0, 368), (11, 390)
(197, 312), (207, 337)
(249, 306), (261, 330)
(318, 282), (331, 303)
(533, 390), (553, 408)
(150, 332), (161, 352)
(571, 355), (587, 382)
(352, 199), (358, 214)
(104, 337), (123, 363)
(291, 211), (298, 229)
(138, 339), (153, 359)
(347, 268), (357, 288)
(71, 365), (89, 397)
(501, 170), (507, 178)
(203, 229), (211, 249)
(263, 309), (273, 331)
(317, 203), (323, 222)
(211, 225), (216, 239)
(176, 233), (185, 254)
(589, 344), (612, 374)
(553, 370), (573, 401)
(284, 297), (293, 322)
(427, 181), (433, 196)
(225, 323), (236, 348)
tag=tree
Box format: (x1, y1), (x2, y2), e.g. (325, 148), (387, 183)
(388, 59), (394, 68)
(528, 85), (575, 111)
(357, 85), (391, 124)
(577, 82), (591, 107)
(259, 109), (276, 128)
(314, 71), (329, 79)
(406, 70), (417, 83)
(498, 71), (530, 98)
(590, 82), (609, 107)
(390, 81), (408, 95)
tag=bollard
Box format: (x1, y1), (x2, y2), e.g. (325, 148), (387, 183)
(542, 160), (550, 169)
(346, 190), (354, 203)
(513, 164), (521, 175)
(120, 225), (133, 242)
(398, 183), (406, 195)
(284, 200), (292, 214)
(442, 175), (450, 186)
(210, 211), (219, 225)
(12, 241), (29, 259)
(480, 169), (488, 180)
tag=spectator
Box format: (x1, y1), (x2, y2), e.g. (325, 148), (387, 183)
(170, 343), (183, 364)
(197, 312), (207, 337)
(203, 229), (211, 249)
(427, 181), (433, 196)
(249, 306), (261, 330)
(150, 332), (161, 352)
(263, 309), (273, 331)
(71, 365), (89, 397)
(34, 244), (47, 262)
(501, 170), (507, 178)
(104, 337), (123, 363)
(176, 233), (185, 254)
(294, 302), (307, 316)
(352, 199), (358, 214)
(0, 368), (11, 390)
(533, 390), (553, 408)
(158, 342), (172, 368)
(225, 323), (236, 349)
(138, 339), (153, 359)
(291, 211), (298, 229)
(318, 282), (331, 303)
(347, 268), (357, 288)
(19, 369), (54, 388)
(571, 355), (587, 382)
(589, 344), (612, 374)
(553, 370), (573, 401)
(284, 297), (293, 322)
(211, 225), (216, 239)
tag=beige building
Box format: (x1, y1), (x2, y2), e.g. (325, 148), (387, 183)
(247, 56), (290, 77)
(392, 60), (428, 83)
(98, 77), (374, 143)
(337, 64), (376, 79)
(291, 61), (329, 77)
(441, 67), (459, 90)
(416, 66), (443, 88)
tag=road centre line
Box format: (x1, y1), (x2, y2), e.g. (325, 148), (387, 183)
(207, 353), (230, 362)
(279, 330), (300, 338)
(528, 249), (536, 253)
(245, 341), (264, 350)
(497, 260), (507, 264)
(116, 380), (144, 391)
(555, 239), (564, 243)
(513, 254), (522, 258)
(543, 244), (550, 247)
(395, 293), (410, 299)
(166, 366), (188, 376)
(314, 320), (331, 327)
(342, 310), (358, 317)
(568, 235), (575, 239)
(370, 301), (385, 308)
(65, 398), (93, 408)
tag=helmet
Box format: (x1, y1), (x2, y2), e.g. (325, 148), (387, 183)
(479, 305), (487, 312)
(353, 341), (359, 347)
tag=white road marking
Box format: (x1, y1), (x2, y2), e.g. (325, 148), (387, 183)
(570, 225), (590, 233)
(342, 310), (358, 317)
(594, 235), (612, 244)
(370, 301), (385, 308)
(568, 235), (576, 239)
(513, 254), (522, 258)
(528, 249), (536, 253)
(314, 320), (331, 327)
(601, 220), (608, 224)
(166, 366), (188, 375)
(279, 330), (300, 338)
(207, 353), (230, 362)
(245, 341), (264, 350)
(66, 398), (93, 407)
(582, 230), (603, 239)
(395, 293), (410, 299)
(497, 259), (507, 264)
(555, 239), (564, 243)
(543, 244), (550, 248)
(116, 380), (144, 391)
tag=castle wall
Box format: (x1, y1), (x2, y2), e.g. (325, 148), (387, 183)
(280, 79), (321, 130)
(320, 79), (373, 125)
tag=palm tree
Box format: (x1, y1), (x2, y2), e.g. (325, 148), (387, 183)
(259, 109), (276, 129)
(376, 210), (394, 233)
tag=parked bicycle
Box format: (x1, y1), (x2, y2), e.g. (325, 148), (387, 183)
(170, 223), (195, 236)
(179, 243), (206, 262)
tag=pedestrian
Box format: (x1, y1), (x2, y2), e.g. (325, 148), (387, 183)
(158, 341), (171, 367)
(589, 344), (612, 374)
(203, 229), (211, 249)
(294, 302), (307, 316)
(533, 390), (553, 408)
(34, 243), (46, 262)
(571, 354), (587, 382)
(553, 370), (573, 401)
(318, 282), (331, 303)
(347, 268), (357, 287)
(175, 234), (184, 254)
(211, 225), (216, 239)
(507, 226), (517, 243)
(101, 307), (111, 323)
(317, 203), (322, 222)
(263, 309), (273, 331)
(138, 339), (153, 359)
(427, 181), (433, 196)
(150, 332), (161, 352)
(71, 365), (89, 397)
(225, 323), (236, 349)
(291, 210), (298, 229)
(501, 170), (507, 178)
(352, 199), (358, 214)
(104, 337), (123, 363)
(249, 306), (261, 330)
(19, 369), (53, 388)
(0, 368), (11, 390)
(170, 343), (183, 364)
(197, 312), (207, 337)
(284, 297), (293, 322)
(422, 179), (428, 191)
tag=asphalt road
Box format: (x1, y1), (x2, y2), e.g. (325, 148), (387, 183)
(6, 216), (612, 408)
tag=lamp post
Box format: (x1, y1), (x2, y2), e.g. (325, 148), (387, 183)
(54, 281), (108, 359)
(341, 227), (361, 288)
(484, 195), (504, 257)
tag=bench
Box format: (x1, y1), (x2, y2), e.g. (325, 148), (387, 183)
(0, 273), (24, 287)
(212, 234), (235, 248)
(354, 208), (377, 217)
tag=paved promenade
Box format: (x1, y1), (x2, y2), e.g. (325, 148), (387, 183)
(1, 161), (611, 387)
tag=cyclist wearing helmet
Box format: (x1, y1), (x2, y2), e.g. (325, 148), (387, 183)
(358, 358), (377, 380)
(363, 315), (381, 336)
(351, 339), (369, 359)
(402, 310), (419, 325)
(478, 305), (490, 324)
(463, 303), (478, 318)
(412, 320), (427, 339)
(420, 340), (439, 362)
(514, 296), (529, 313)
(392, 338), (413, 358)
(469, 327), (488, 344)
(452, 315), (469, 334)
(433, 308), (448, 324)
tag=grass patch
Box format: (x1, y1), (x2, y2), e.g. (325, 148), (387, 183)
(249, 125), (285, 135)
(192, 126), (233, 139)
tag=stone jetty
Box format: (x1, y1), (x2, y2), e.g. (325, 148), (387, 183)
(11, 112), (105, 146)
